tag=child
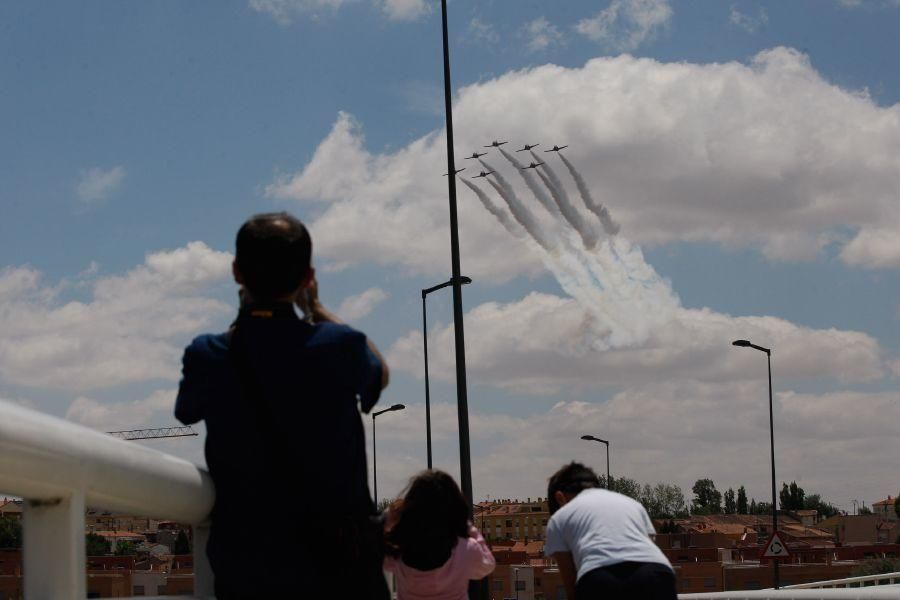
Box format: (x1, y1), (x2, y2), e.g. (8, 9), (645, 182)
(384, 470), (495, 600)
(544, 462), (676, 600)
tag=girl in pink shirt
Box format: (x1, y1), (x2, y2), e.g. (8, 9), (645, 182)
(384, 470), (495, 600)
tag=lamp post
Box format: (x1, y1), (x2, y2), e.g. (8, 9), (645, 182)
(422, 276), (472, 469)
(732, 339), (779, 589)
(580, 435), (610, 489)
(372, 403), (405, 505)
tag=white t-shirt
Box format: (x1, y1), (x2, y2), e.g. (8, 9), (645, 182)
(544, 488), (673, 581)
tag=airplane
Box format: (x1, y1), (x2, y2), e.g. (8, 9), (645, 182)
(544, 145), (568, 153)
(464, 151), (488, 160)
(483, 140), (508, 148)
(442, 168), (466, 176)
(521, 162), (544, 170)
(515, 143), (540, 152)
(472, 170), (494, 179)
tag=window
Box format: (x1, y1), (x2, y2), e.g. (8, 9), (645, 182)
(515, 580), (526, 591)
(506, 519), (512, 527)
(133, 585), (145, 596)
(535, 577), (542, 587)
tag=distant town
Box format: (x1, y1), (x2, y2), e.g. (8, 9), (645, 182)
(1, 482), (897, 598)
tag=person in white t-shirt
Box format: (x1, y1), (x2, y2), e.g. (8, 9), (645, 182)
(544, 462), (676, 599)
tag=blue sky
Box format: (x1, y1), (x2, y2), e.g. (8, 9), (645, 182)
(2, 0), (899, 510)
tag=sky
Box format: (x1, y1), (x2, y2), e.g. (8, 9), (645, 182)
(2, 0), (900, 513)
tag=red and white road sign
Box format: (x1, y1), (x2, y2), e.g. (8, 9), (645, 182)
(762, 532), (790, 558)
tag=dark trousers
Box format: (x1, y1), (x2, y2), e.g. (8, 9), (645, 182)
(576, 561), (677, 600)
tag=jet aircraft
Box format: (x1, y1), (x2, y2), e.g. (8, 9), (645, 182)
(472, 170), (494, 179)
(464, 151), (488, 160)
(483, 140), (508, 148)
(544, 145), (568, 153)
(442, 168), (466, 176)
(515, 143), (540, 152)
(521, 162), (544, 170)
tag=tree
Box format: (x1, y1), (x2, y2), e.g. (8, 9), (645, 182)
(803, 494), (839, 519)
(858, 504), (873, 515)
(659, 520), (680, 534)
(0, 518), (22, 548)
(894, 495), (899, 520)
(114, 540), (136, 556)
(737, 486), (748, 514)
(780, 481), (806, 511)
(611, 476), (642, 501)
(86, 533), (109, 556)
(639, 483), (689, 519)
(724, 488), (736, 514)
(691, 479), (722, 514)
(173, 530), (191, 555)
(851, 558), (900, 577)
(756, 501), (772, 515)
(749, 499), (757, 515)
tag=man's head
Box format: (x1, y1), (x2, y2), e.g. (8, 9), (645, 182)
(234, 212), (312, 301)
(547, 462), (601, 514)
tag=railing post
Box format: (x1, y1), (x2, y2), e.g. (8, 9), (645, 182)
(193, 522), (214, 598)
(23, 491), (86, 600)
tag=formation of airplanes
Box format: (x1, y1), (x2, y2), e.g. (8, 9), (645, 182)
(441, 142), (567, 176)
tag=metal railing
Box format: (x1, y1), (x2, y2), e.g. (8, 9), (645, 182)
(0, 400), (215, 599)
(784, 572), (900, 588)
(680, 591), (900, 599)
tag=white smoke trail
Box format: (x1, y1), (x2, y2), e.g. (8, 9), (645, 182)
(558, 153), (620, 236)
(461, 178), (522, 237)
(498, 148), (561, 219)
(480, 159), (557, 251)
(529, 152), (599, 249)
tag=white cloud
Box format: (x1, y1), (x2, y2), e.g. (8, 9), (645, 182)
(266, 49), (900, 274)
(387, 292), (885, 393)
(380, 0), (429, 22)
(66, 389), (176, 432)
(524, 17), (563, 53)
(575, 0), (673, 51)
(729, 5), (768, 33)
(0, 242), (232, 391)
(76, 166), (125, 204)
(249, 0), (350, 24)
(336, 287), (390, 322)
(466, 17), (500, 45)
(365, 384), (899, 512)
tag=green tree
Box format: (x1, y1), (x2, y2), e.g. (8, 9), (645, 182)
(756, 501), (772, 515)
(749, 499), (757, 514)
(639, 483), (688, 519)
(859, 504), (873, 515)
(114, 540), (136, 556)
(894, 495), (899, 520)
(611, 476), (642, 500)
(780, 481), (806, 511)
(0, 517), (22, 548)
(86, 533), (109, 556)
(737, 486), (748, 514)
(724, 488), (736, 514)
(779, 482), (791, 510)
(173, 529), (191, 555)
(659, 520), (680, 534)
(803, 494), (839, 519)
(851, 558), (900, 577)
(691, 479), (722, 514)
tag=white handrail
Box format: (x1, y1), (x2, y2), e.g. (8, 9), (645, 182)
(784, 572), (900, 589)
(0, 400), (215, 599)
(680, 589), (900, 599)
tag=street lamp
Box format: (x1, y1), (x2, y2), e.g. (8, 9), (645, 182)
(372, 403), (406, 505)
(581, 435), (610, 489)
(732, 338), (780, 589)
(422, 276), (472, 469)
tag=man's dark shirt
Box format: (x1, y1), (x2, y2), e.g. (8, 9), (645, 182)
(175, 304), (383, 587)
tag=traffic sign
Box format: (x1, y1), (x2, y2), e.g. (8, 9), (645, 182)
(762, 532), (790, 558)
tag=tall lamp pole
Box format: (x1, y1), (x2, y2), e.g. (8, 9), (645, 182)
(732, 339), (779, 589)
(422, 276), (472, 469)
(580, 435), (610, 488)
(439, 3), (480, 597)
(372, 403), (405, 505)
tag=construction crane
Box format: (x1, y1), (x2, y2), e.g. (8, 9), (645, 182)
(107, 426), (198, 441)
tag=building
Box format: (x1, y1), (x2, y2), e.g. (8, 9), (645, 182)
(873, 496), (898, 521)
(475, 498), (550, 542)
(0, 501), (22, 521)
(819, 514), (890, 544)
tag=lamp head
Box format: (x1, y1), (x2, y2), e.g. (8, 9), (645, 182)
(389, 404), (405, 412)
(581, 435), (595, 441)
(460, 276), (473, 285)
(732, 339), (751, 347)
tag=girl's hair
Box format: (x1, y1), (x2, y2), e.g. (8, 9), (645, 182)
(386, 470), (470, 571)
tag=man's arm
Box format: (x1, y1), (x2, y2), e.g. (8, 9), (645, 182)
(300, 277), (390, 389)
(174, 342), (204, 425)
(553, 552), (577, 600)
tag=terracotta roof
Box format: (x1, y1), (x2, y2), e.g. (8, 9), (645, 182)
(873, 497), (895, 506)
